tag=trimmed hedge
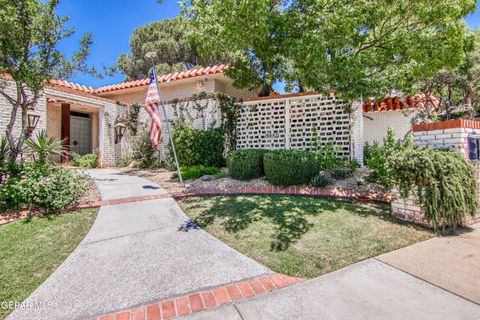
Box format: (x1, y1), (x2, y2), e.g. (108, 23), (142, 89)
(264, 150), (320, 186)
(169, 126), (224, 168)
(227, 149), (268, 180)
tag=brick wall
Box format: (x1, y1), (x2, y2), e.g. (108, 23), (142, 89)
(46, 104), (62, 140)
(363, 110), (415, 145)
(0, 80), (47, 141)
(391, 120), (480, 227)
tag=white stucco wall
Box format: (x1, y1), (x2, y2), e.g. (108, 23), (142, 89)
(363, 110), (415, 145)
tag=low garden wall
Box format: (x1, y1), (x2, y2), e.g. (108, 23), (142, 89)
(391, 119), (480, 227)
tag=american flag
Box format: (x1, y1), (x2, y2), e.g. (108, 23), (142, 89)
(144, 72), (163, 149)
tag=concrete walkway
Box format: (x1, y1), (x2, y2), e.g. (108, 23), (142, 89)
(180, 259), (480, 320)
(378, 224), (480, 304)
(7, 169), (271, 320)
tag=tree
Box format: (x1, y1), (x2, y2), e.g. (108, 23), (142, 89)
(292, 0), (476, 100)
(182, 0), (295, 96)
(413, 29), (480, 121)
(117, 17), (229, 81)
(183, 0), (475, 98)
(0, 0), (96, 161)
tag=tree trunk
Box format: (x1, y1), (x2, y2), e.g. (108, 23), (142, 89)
(258, 83), (272, 97)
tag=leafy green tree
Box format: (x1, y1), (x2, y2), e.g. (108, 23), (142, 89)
(414, 29), (480, 120)
(293, 0), (476, 100)
(0, 0), (96, 161)
(118, 17), (229, 80)
(183, 0), (475, 98)
(182, 0), (294, 96)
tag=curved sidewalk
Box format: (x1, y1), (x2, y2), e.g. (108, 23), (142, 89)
(7, 169), (271, 320)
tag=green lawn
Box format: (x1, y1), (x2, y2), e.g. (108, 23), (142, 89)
(178, 195), (433, 278)
(0, 209), (97, 319)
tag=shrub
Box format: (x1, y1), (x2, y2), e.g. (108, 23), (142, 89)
(364, 128), (412, 187)
(173, 165), (220, 180)
(331, 160), (360, 180)
(117, 154), (134, 167)
(316, 143), (343, 170)
(24, 130), (67, 166)
(227, 149), (268, 180)
(70, 152), (99, 168)
(132, 125), (157, 168)
(169, 126), (224, 168)
(264, 150), (320, 186)
(309, 173), (332, 188)
(0, 164), (88, 211)
(388, 147), (478, 232)
(214, 171), (230, 179)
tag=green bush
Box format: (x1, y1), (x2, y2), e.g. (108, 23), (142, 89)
(169, 126), (224, 168)
(316, 143), (343, 170)
(364, 128), (412, 187)
(70, 152), (99, 168)
(174, 165), (220, 180)
(117, 154), (134, 167)
(0, 163), (88, 211)
(132, 125), (157, 168)
(309, 173), (331, 188)
(388, 147), (478, 232)
(331, 159), (360, 180)
(264, 150), (320, 186)
(227, 149), (268, 180)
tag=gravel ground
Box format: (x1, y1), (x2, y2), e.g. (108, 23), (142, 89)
(120, 167), (388, 195)
(80, 175), (102, 203)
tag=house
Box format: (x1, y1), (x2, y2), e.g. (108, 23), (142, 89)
(1, 65), (262, 166)
(1, 64), (423, 167)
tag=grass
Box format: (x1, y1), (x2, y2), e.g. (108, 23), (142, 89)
(0, 209), (97, 319)
(178, 195), (433, 279)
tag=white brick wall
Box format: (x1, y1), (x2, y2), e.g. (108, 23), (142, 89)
(363, 110), (415, 145)
(351, 101), (364, 165)
(0, 80), (47, 142)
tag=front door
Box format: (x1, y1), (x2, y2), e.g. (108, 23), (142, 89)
(70, 115), (92, 155)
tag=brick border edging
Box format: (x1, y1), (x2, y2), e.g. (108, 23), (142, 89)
(170, 186), (395, 203)
(1, 187), (394, 226)
(0, 202), (101, 226)
(89, 273), (304, 320)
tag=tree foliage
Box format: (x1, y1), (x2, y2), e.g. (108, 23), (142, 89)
(0, 0), (97, 160)
(414, 29), (480, 120)
(182, 0), (475, 98)
(118, 17), (229, 80)
(182, 0), (291, 96)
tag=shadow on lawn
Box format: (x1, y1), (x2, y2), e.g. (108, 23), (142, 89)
(185, 195), (396, 251)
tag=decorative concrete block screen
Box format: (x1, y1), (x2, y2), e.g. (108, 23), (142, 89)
(236, 93), (353, 158)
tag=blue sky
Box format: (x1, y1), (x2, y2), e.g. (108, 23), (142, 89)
(60, 0), (480, 90)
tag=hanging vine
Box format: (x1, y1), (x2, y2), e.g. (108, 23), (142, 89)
(126, 102), (141, 136)
(216, 93), (240, 154)
(387, 147), (478, 233)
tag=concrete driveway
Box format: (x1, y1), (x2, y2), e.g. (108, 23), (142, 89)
(7, 169), (271, 320)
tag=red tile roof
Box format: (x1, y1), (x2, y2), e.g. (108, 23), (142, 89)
(49, 79), (95, 94)
(47, 65), (229, 96)
(363, 94), (440, 112)
(95, 64), (229, 94)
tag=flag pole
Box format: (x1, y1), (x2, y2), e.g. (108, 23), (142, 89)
(146, 52), (183, 183)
